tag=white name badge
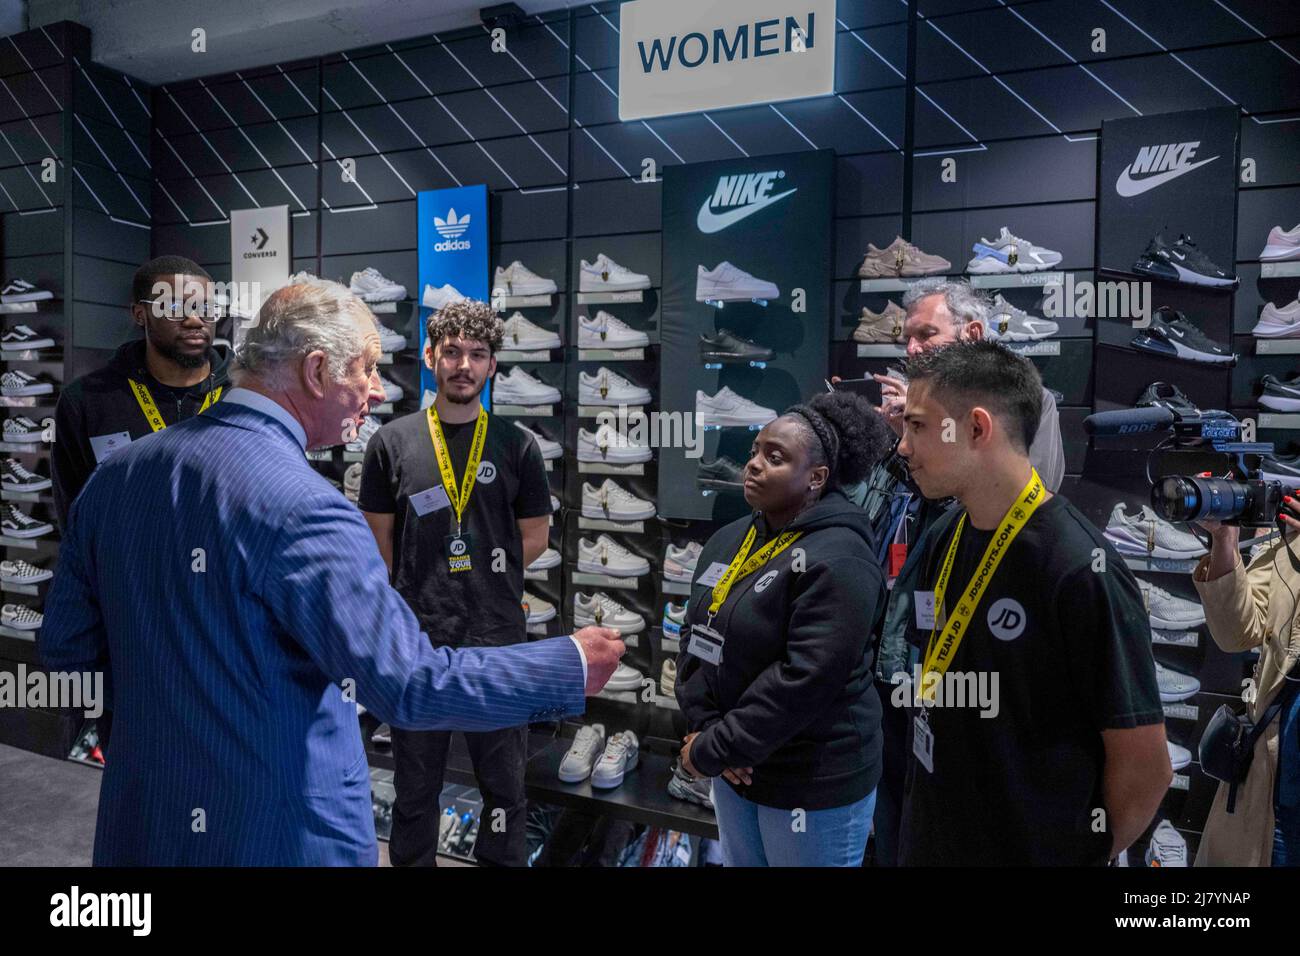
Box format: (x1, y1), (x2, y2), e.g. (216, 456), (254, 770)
(89, 431), (132, 464)
(913, 714), (935, 773)
(685, 623), (724, 666)
(914, 590), (936, 630)
(409, 485), (452, 517)
(696, 561), (729, 588)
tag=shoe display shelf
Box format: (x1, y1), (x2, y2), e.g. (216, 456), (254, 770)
(1260, 262), (1300, 279)
(492, 293), (553, 311)
(576, 291), (644, 306)
(968, 271), (1066, 290)
(0, 299), (62, 315)
(578, 346), (646, 362)
(576, 460), (644, 476)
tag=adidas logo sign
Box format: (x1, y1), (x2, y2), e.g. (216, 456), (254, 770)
(434, 208), (472, 251)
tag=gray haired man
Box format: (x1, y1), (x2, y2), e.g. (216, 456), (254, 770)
(40, 280), (626, 865)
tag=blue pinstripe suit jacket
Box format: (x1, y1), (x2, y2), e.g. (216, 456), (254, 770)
(39, 401), (585, 866)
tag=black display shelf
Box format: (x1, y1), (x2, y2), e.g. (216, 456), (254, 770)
(523, 738), (717, 840)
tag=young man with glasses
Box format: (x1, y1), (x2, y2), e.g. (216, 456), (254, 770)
(52, 256), (231, 528)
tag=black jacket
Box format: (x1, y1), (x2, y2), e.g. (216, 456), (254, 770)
(52, 340), (230, 528)
(675, 490), (886, 811)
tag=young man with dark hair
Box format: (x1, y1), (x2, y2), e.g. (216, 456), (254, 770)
(53, 255), (231, 527)
(358, 299), (554, 866)
(894, 339), (1170, 865)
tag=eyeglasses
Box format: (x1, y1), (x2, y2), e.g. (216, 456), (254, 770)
(136, 299), (222, 323)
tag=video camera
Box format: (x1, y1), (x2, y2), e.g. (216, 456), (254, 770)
(1083, 403), (1282, 528)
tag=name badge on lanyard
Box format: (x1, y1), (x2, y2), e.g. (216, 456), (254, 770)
(686, 623), (725, 665)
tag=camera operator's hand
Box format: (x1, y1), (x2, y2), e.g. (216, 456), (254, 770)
(1280, 493), (1300, 532)
(874, 373), (908, 438)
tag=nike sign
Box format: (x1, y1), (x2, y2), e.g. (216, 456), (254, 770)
(697, 187), (797, 233)
(1116, 154), (1219, 198)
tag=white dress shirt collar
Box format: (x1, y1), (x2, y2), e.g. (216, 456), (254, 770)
(221, 387), (308, 450)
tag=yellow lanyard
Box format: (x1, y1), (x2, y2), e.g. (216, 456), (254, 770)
(707, 523), (803, 619)
(426, 405), (488, 535)
(921, 469), (1046, 700)
(128, 379), (222, 433)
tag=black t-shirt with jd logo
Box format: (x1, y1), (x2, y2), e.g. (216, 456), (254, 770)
(897, 493), (1164, 866)
(358, 409), (552, 648)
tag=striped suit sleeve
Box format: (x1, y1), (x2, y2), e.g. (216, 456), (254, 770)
(262, 490), (586, 730)
(39, 500), (113, 704)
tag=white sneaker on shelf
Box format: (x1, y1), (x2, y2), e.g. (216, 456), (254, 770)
(375, 323), (407, 353)
(349, 267), (407, 303)
(967, 226), (1062, 274)
(573, 591), (646, 633)
(0, 559), (52, 585)
(986, 294), (1059, 342)
(0, 503), (51, 539)
(422, 283), (466, 311)
(558, 723), (605, 782)
(1259, 224), (1300, 262)
(695, 262), (779, 302)
(514, 421), (562, 460)
(579, 368), (651, 407)
(0, 325), (55, 351)
(1167, 740), (1191, 772)
(578, 311), (649, 349)
(605, 665), (645, 693)
(1155, 662), (1200, 703)
(591, 730), (639, 788)
(1252, 297), (1300, 338)
(378, 374), (404, 404)
(343, 462), (362, 502)
(1103, 503), (1207, 559)
(502, 312), (561, 350)
(581, 479), (656, 521)
(579, 254), (650, 293)
(345, 416), (382, 453)
(522, 591), (556, 624)
(577, 534), (650, 577)
(493, 367), (561, 406)
(577, 424), (652, 464)
(2, 417), (46, 444)
(527, 547), (561, 572)
(2, 458), (50, 492)
(696, 387), (777, 427)
(1138, 579), (1206, 629)
(0, 279), (53, 303)
(1144, 819), (1188, 867)
(0, 370), (53, 397)
(494, 261), (557, 297)
(0, 602), (42, 630)
(663, 542), (703, 582)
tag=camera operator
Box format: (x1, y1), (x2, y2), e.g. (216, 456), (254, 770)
(1193, 501), (1300, 866)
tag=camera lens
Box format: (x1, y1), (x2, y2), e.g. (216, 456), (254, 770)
(1151, 475), (1250, 522)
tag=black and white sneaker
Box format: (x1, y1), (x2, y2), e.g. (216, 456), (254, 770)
(1, 458), (50, 492)
(1131, 308), (1235, 365)
(1133, 234), (1237, 288)
(2, 417), (46, 443)
(1259, 454), (1300, 487)
(0, 370), (54, 397)
(1, 603), (42, 630)
(0, 280), (53, 304)
(1258, 374), (1300, 412)
(1136, 382), (1201, 415)
(0, 559), (52, 585)
(0, 325), (55, 351)
(0, 503), (52, 538)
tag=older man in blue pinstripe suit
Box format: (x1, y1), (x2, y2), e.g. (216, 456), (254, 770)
(40, 281), (624, 866)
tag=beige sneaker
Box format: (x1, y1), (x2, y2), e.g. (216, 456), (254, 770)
(897, 239), (951, 276)
(857, 237), (907, 278)
(853, 301), (907, 343)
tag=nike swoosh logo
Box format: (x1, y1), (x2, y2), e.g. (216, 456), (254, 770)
(697, 188), (797, 234)
(1116, 155), (1219, 197)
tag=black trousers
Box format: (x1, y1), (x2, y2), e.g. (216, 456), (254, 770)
(871, 697), (910, 867)
(389, 725), (528, 867)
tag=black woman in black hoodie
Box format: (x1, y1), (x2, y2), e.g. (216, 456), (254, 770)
(677, 390), (894, 866)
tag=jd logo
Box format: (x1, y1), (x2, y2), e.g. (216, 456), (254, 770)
(450, 538), (467, 556)
(754, 569), (779, 594)
(476, 461), (498, 484)
(987, 598), (1026, 641)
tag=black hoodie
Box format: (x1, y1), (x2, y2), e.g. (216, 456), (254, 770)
(675, 490), (886, 811)
(52, 340), (230, 528)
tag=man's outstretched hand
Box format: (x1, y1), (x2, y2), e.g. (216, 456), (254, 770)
(574, 626), (626, 696)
